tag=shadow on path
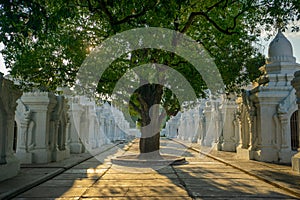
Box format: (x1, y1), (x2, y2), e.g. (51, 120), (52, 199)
(13, 138), (299, 199)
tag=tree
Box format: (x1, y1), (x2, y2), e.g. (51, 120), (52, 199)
(0, 0), (299, 157)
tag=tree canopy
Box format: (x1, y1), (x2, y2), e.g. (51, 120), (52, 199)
(0, 0), (300, 113)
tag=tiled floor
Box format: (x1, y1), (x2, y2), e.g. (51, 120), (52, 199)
(12, 139), (299, 199)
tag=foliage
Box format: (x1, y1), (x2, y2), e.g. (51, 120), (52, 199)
(0, 0), (300, 118)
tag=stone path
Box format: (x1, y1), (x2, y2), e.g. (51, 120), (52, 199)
(3, 139), (300, 199)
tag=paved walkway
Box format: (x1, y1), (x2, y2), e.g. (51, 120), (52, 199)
(1, 138), (300, 199)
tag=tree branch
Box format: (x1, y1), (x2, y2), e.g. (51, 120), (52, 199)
(180, 0), (225, 33)
(182, 11), (238, 34)
(180, 0), (248, 34)
(115, 1), (159, 25)
(227, 8), (248, 31)
(98, 0), (115, 23)
(95, 0), (158, 26)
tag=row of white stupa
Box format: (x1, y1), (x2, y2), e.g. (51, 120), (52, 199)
(165, 31), (300, 173)
(0, 86), (131, 182)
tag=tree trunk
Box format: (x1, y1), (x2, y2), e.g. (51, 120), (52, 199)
(139, 133), (161, 158)
(136, 84), (164, 158)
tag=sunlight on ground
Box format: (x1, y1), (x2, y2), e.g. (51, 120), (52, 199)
(54, 139), (297, 199)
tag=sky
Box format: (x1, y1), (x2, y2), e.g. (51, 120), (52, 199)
(279, 31), (300, 62)
(1, 32), (300, 76)
(257, 30), (300, 63)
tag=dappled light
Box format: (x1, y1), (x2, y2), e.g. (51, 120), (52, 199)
(12, 139), (298, 199)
